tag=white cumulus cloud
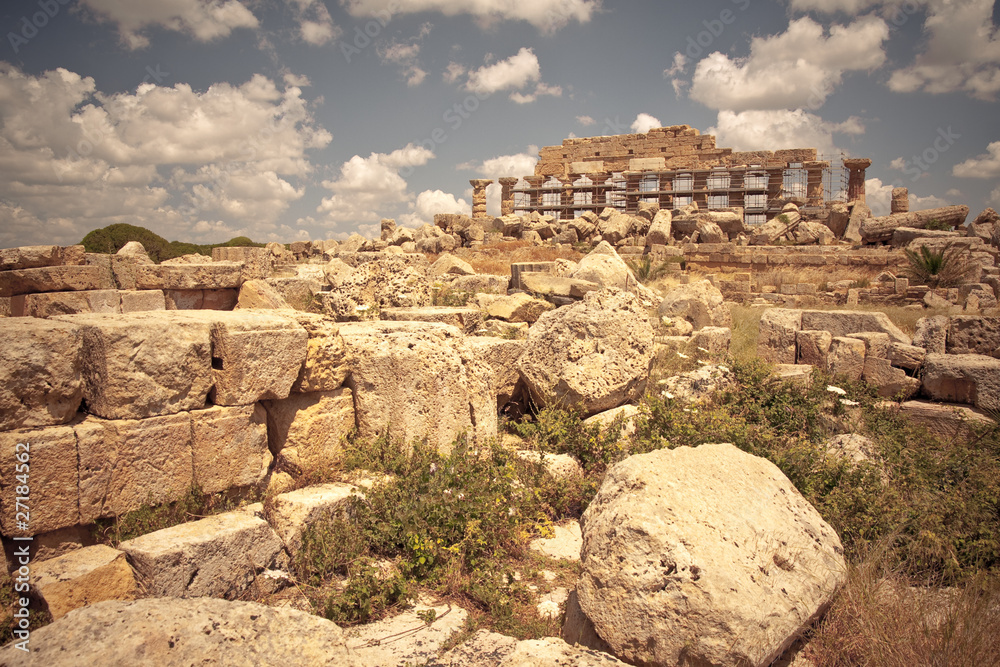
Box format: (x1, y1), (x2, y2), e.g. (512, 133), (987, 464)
(398, 189), (469, 227)
(340, 0), (600, 33)
(317, 143), (435, 231)
(954, 141), (1000, 178)
(631, 113), (662, 134)
(0, 64), (330, 247)
(465, 48), (541, 95)
(688, 16), (888, 111)
(709, 109), (865, 155)
(865, 177), (950, 216)
(79, 0), (259, 49)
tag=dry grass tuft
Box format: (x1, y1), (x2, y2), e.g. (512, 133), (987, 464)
(807, 547), (1000, 666)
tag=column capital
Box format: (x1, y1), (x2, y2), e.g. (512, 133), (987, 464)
(842, 158), (872, 170)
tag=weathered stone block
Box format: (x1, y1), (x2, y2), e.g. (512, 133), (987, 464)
(801, 310), (910, 344)
(76, 413), (194, 523)
(164, 288), (238, 310)
(888, 342), (926, 371)
(862, 357), (920, 399)
(0, 266), (113, 297)
(757, 308), (802, 364)
(0, 319), (83, 431)
(235, 279), (290, 310)
(285, 312), (350, 393)
(0, 426), (79, 535)
(900, 400), (996, 442)
(691, 326), (731, 355)
(828, 336), (866, 382)
(119, 510), (286, 599)
(947, 316), (1000, 358)
(31, 545), (137, 620)
(913, 315), (948, 354)
(208, 311), (308, 405)
(133, 263), (243, 290)
(922, 353), (1000, 412)
(381, 306), (485, 334)
(191, 405), (272, 494)
(846, 331), (891, 359)
(268, 483), (362, 556)
(342, 321), (495, 451)
(23, 290), (119, 318)
(461, 337), (525, 407)
(477, 292), (554, 323)
(263, 388), (354, 471)
(52, 312), (213, 420)
(0, 245), (84, 271)
(118, 290), (165, 313)
(796, 330), (832, 367)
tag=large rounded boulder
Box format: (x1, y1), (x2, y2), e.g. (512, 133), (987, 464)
(578, 443), (845, 667)
(516, 289), (654, 416)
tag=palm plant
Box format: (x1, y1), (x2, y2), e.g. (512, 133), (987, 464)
(902, 244), (977, 288)
(625, 255), (674, 284)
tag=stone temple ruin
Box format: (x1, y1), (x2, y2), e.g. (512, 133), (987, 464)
(472, 124), (871, 228)
(1, 124), (1000, 665)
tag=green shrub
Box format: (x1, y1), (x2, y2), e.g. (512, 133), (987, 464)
(903, 244), (977, 288)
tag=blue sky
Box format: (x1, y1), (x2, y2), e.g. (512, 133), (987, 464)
(1, 0), (998, 248)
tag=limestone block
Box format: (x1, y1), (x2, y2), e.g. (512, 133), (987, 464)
(829, 336), (866, 382)
(946, 316), (1000, 357)
(900, 400), (995, 442)
(164, 288), (238, 310)
(381, 306), (485, 334)
(236, 279), (291, 309)
(922, 353), (1000, 412)
(478, 292), (554, 323)
(0, 245), (84, 271)
(913, 315), (948, 354)
(517, 290), (655, 416)
(0, 266), (113, 297)
(345, 598), (469, 667)
(133, 262), (243, 290)
(0, 318), (83, 431)
(208, 311), (308, 405)
(888, 342), (926, 371)
(76, 413), (194, 523)
(448, 273), (509, 295)
(23, 290), (119, 317)
(267, 483), (362, 556)
(31, 545), (137, 620)
(578, 444), (844, 667)
(0, 426), (79, 535)
(118, 290), (165, 313)
(846, 331), (891, 359)
(757, 308), (802, 364)
(521, 273), (601, 299)
(119, 510), (287, 599)
(796, 330), (832, 367)
(657, 280), (732, 330)
(190, 405), (271, 494)
(263, 388), (355, 471)
(691, 326), (731, 355)
(0, 597), (361, 666)
(430, 253), (475, 276)
(286, 312), (350, 393)
(801, 309), (910, 344)
(341, 321), (496, 451)
(52, 312), (213, 420)
(461, 337), (525, 406)
(862, 357), (921, 399)
(528, 520), (583, 562)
